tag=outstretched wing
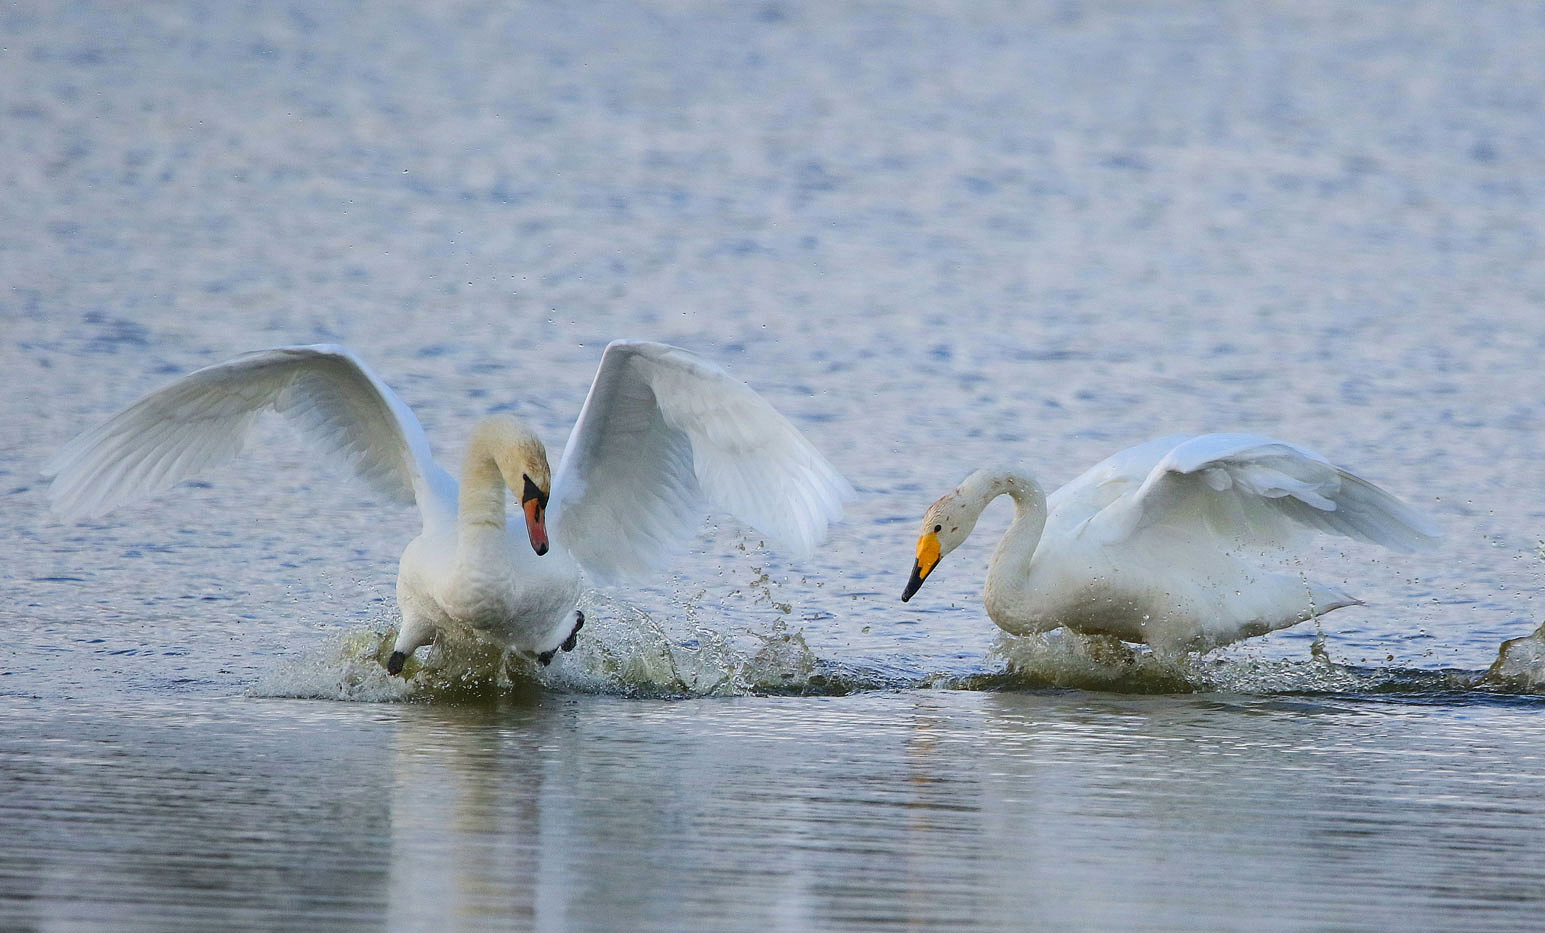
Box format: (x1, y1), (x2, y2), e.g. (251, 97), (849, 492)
(548, 340), (852, 583)
(43, 345), (456, 524)
(1087, 434), (1440, 552)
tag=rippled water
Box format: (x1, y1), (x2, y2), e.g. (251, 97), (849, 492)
(5, 692), (1544, 931)
(5, 0), (1545, 928)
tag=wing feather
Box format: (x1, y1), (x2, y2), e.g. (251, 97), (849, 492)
(1091, 434), (1440, 552)
(43, 345), (455, 524)
(549, 340), (852, 583)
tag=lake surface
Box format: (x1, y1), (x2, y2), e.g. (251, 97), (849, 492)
(5, 0), (1545, 928)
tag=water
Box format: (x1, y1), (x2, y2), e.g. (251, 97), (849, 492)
(5, 692), (1544, 931)
(5, 0), (1545, 927)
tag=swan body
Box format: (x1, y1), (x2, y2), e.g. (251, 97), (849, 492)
(902, 434), (1440, 652)
(392, 415), (582, 667)
(44, 341), (852, 672)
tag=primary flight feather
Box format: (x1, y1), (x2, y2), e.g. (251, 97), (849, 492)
(45, 340), (853, 673)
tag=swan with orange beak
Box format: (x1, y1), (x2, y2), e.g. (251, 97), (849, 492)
(520, 474), (549, 555)
(44, 340), (853, 678)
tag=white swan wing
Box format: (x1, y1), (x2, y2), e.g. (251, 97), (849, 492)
(43, 345), (456, 523)
(549, 340), (853, 583)
(1087, 433), (1441, 552)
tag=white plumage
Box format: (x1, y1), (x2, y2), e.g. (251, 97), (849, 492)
(44, 340), (852, 671)
(549, 343), (849, 582)
(902, 434), (1440, 651)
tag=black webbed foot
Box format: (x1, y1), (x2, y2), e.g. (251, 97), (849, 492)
(561, 611), (585, 652)
(538, 612), (585, 667)
(387, 651), (407, 676)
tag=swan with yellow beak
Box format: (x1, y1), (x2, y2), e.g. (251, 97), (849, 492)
(902, 435), (1439, 652)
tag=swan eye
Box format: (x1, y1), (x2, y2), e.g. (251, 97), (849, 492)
(933, 524), (942, 533)
(521, 473), (549, 508)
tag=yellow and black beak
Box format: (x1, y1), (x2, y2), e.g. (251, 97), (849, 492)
(521, 474), (550, 556)
(901, 531), (941, 602)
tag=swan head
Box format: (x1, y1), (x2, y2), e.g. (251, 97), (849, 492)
(901, 491), (981, 602)
(473, 415), (553, 555)
(518, 468), (552, 555)
(903, 467), (1040, 602)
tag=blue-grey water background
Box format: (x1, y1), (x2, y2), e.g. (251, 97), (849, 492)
(5, 1), (1545, 929)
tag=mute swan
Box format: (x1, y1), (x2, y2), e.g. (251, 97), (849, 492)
(44, 340), (852, 674)
(900, 434), (1440, 652)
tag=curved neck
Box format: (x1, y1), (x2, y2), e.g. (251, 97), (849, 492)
(955, 466), (1047, 527)
(459, 435), (510, 530)
(958, 467), (1048, 611)
(457, 417), (541, 532)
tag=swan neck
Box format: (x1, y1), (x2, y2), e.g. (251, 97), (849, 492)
(973, 468), (1048, 611)
(958, 467), (1046, 525)
(995, 490), (1048, 560)
(993, 471), (1047, 548)
(458, 442), (508, 530)
(456, 416), (547, 535)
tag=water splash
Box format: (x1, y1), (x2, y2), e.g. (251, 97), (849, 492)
(252, 591), (842, 702)
(1472, 543), (1545, 691)
(251, 595), (1545, 703)
(1480, 622), (1545, 690)
(969, 630), (1488, 696)
(251, 626), (528, 703)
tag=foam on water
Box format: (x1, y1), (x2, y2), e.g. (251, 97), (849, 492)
(252, 590), (848, 702)
(252, 591), (1545, 704)
(1480, 622), (1545, 690)
(976, 629), (1545, 698)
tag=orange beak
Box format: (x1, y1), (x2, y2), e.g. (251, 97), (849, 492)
(523, 497), (549, 555)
